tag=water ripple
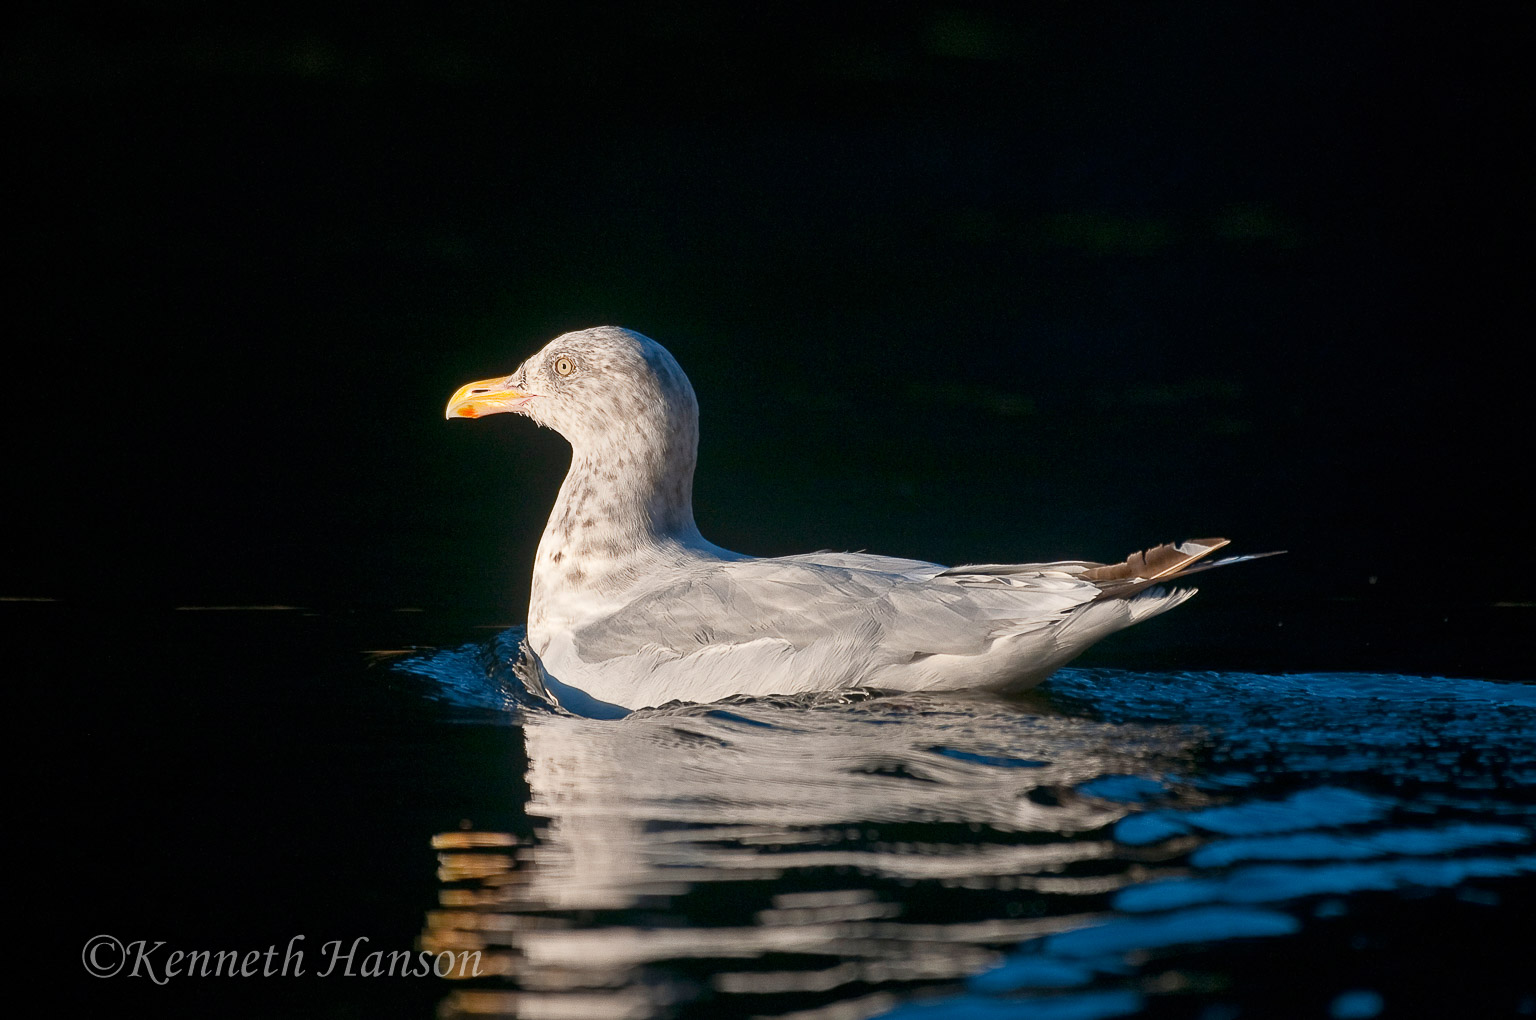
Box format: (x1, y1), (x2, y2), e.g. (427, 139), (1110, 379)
(398, 638), (1536, 1018)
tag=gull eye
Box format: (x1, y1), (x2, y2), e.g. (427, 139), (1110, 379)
(554, 356), (575, 377)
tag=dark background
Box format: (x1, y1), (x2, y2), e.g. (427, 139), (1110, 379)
(6, 3), (1532, 677)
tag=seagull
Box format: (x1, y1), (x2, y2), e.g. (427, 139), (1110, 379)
(447, 326), (1269, 711)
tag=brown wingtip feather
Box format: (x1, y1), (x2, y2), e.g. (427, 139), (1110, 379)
(1085, 540), (1286, 602)
(1079, 538), (1230, 583)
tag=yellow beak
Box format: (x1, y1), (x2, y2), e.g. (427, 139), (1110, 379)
(445, 377), (533, 420)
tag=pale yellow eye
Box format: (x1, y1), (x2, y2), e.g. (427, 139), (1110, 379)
(554, 356), (575, 377)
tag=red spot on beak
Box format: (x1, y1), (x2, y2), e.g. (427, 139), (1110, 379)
(460, 406), (479, 418)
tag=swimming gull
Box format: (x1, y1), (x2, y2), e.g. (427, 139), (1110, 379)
(447, 326), (1269, 711)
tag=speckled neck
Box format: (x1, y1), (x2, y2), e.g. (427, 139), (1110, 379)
(526, 397), (710, 645)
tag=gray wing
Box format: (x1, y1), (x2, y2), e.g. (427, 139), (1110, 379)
(572, 552), (1099, 663)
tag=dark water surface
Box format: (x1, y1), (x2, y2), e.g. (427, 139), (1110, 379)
(51, 603), (1534, 1018)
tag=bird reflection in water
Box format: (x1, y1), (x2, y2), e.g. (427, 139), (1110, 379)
(420, 681), (1206, 1019)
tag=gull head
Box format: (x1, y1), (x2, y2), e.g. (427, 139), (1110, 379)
(446, 326), (699, 455)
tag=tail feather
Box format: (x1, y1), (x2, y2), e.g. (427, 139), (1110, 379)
(1079, 538), (1229, 583)
(1088, 541), (1285, 601)
(937, 537), (1283, 603)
